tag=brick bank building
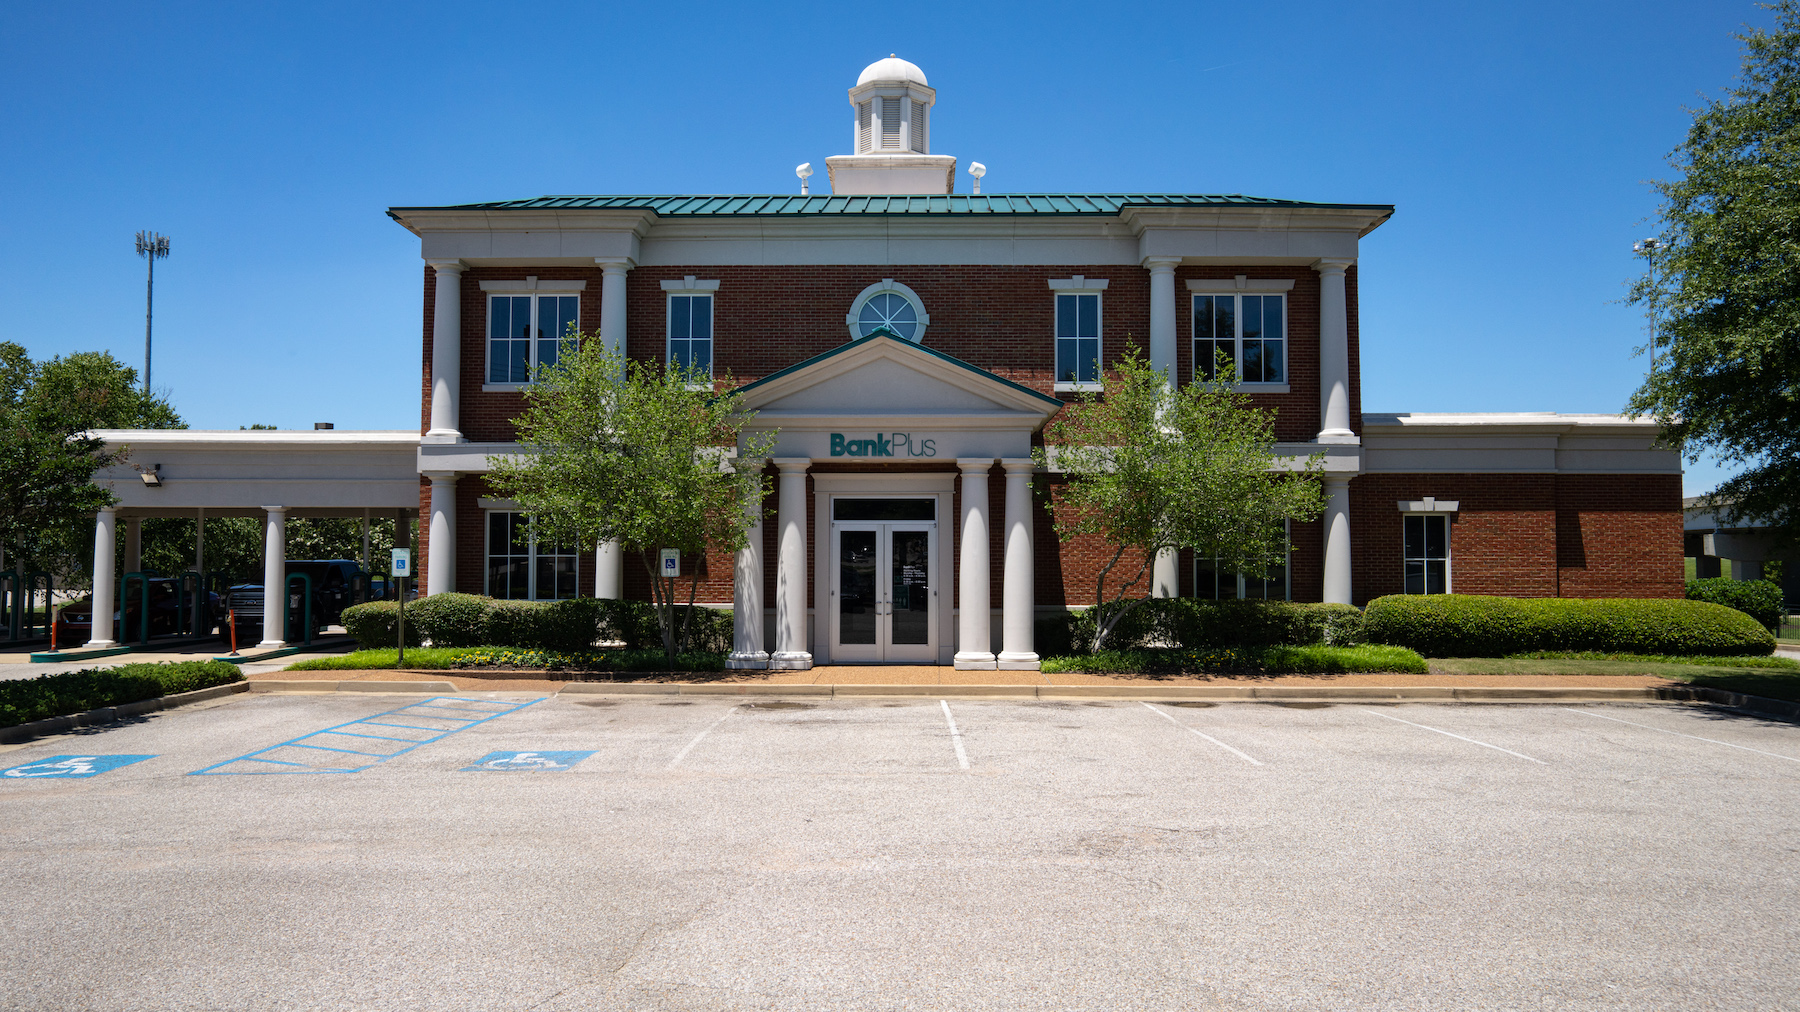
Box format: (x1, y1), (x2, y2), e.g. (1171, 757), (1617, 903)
(84, 56), (1682, 664)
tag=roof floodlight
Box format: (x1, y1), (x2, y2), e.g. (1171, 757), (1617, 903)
(796, 162), (814, 195)
(968, 162), (987, 194)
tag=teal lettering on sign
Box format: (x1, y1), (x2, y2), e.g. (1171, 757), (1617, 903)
(829, 433), (937, 458)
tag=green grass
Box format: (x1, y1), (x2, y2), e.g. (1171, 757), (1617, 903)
(1505, 650), (1799, 670)
(1040, 644), (1427, 676)
(287, 648), (466, 671)
(0, 660), (244, 728)
(286, 646), (726, 673)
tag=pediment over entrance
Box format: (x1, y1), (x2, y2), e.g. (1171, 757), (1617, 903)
(732, 331), (1063, 461)
(736, 330), (1064, 417)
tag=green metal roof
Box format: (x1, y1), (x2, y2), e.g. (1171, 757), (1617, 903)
(732, 328), (1065, 410)
(390, 193), (1393, 217)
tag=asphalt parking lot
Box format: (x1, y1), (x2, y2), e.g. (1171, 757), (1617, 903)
(1, 693), (1797, 1011)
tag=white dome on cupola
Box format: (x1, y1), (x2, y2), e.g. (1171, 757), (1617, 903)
(827, 55), (957, 195)
(857, 55), (928, 86)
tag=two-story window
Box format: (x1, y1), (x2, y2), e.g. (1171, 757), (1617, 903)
(1188, 279), (1294, 387)
(482, 280), (584, 386)
(662, 277), (721, 380)
(485, 511), (578, 600)
(1049, 277), (1108, 390)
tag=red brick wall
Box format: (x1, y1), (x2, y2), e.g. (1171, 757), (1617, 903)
(1348, 472), (1682, 605)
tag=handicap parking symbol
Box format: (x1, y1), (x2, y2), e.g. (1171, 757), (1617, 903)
(0, 755), (156, 779)
(461, 751), (595, 773)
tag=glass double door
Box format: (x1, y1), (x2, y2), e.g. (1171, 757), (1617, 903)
(832, 523), (936, 662)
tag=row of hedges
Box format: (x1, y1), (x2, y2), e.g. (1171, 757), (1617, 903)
(1036, 599), (1365, 656)
(1, 660), (244, 728)
(1363, 594), (1775, 658)
(1686, 577), (1786, 632)
(341, 595), (734, 653)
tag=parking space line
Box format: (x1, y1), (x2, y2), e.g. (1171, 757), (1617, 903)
(1360, 709), (1546, 764)
(667, 706), (737, 769)
(1140, 702), (1262, 766)
(1562, 707), (1800, 763)
(940, 700), (970, 769)
(189, 696), (545, 775)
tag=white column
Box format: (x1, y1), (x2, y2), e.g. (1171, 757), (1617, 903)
(426, 260), (466, 442)
(1315, 258), (1355, 441)
(124, 517), (142, 574)
(771, 458), (812, 669)
(1145, 257), (1180, 386)
(594, 542), (623, 599)
(955, 458), (996, 669)
(426, 472), (458, 596)
(596, 259), (631, 364)
(258, 506), (287, 648)
(728, 462), (768, 669)
(998, 459), (1039, 670)
(1322, 475), (1353, 606)
(86, 508), (117, 647)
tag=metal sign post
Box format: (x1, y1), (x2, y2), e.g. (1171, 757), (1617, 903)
(391, 548), (412, 665)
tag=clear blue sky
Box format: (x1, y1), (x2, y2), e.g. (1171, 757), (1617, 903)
(0, 1), (1773, 494)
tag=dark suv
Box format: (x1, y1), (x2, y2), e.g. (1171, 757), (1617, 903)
(223, 560), (364, 644)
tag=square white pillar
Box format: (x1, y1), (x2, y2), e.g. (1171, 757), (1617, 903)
(955, 458), (997, 669)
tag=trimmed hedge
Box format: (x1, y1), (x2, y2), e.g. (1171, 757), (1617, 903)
(1686, 577), (1786, 632)
(339, 595), (734, 653)
(1363, 594), (1776, 658)
(340, 601), (422, 649)
(1037, 599), (1366, 656)
(1, 660), (244, 728)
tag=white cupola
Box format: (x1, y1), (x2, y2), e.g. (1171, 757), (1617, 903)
(826, 55), (958, 195)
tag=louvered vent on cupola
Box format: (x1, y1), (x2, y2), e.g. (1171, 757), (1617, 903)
(858, 101), (872, 152)
(910, 100), (927, 152)
(881, 96), (902, 149)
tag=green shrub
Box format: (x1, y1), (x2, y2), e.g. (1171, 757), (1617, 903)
(1, 661), (244, 728)
(1686, 577), (1786, 632)
(1038, 644), (1424, 675)
(406, 592), (491, 647)
(340, 601), (422, 650)
(599, 600), (733, 653)
(1052, 599), (1366, 655)
(1364, 594), (1776, 658)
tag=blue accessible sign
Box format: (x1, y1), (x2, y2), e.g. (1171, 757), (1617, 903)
(461, 751), (595, 773)
(1, 755), (156, 779)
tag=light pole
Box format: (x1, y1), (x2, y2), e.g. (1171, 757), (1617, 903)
(1633, 237), (1663, 374)
(135, 231), (170, 394)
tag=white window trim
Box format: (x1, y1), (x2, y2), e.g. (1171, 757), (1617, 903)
(1399, 510), (1453, 595)
(663, 278), (720, 384)
(1050, 283), (1106, 392)
(1190, 288), (1290, 392)
(483, 509), (581, 601)
(846, 278), (930, 342)
(483, 290), (581, 391)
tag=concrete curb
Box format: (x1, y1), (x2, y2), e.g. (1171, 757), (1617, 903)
(551, 683), (1670, 702)
(1654, 684), (1800, 721)
(248, 679), (460, 694)
(0, 680), (249, 745)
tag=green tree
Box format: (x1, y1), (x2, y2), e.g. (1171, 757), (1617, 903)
(1628, 1), (1800, 543)
(1034, 350), (1326, 651)
(0, 344), (183, 582)
(485, 338), (776, 663)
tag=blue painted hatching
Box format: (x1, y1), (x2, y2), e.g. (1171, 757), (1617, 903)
(188, 696), (543, 775)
